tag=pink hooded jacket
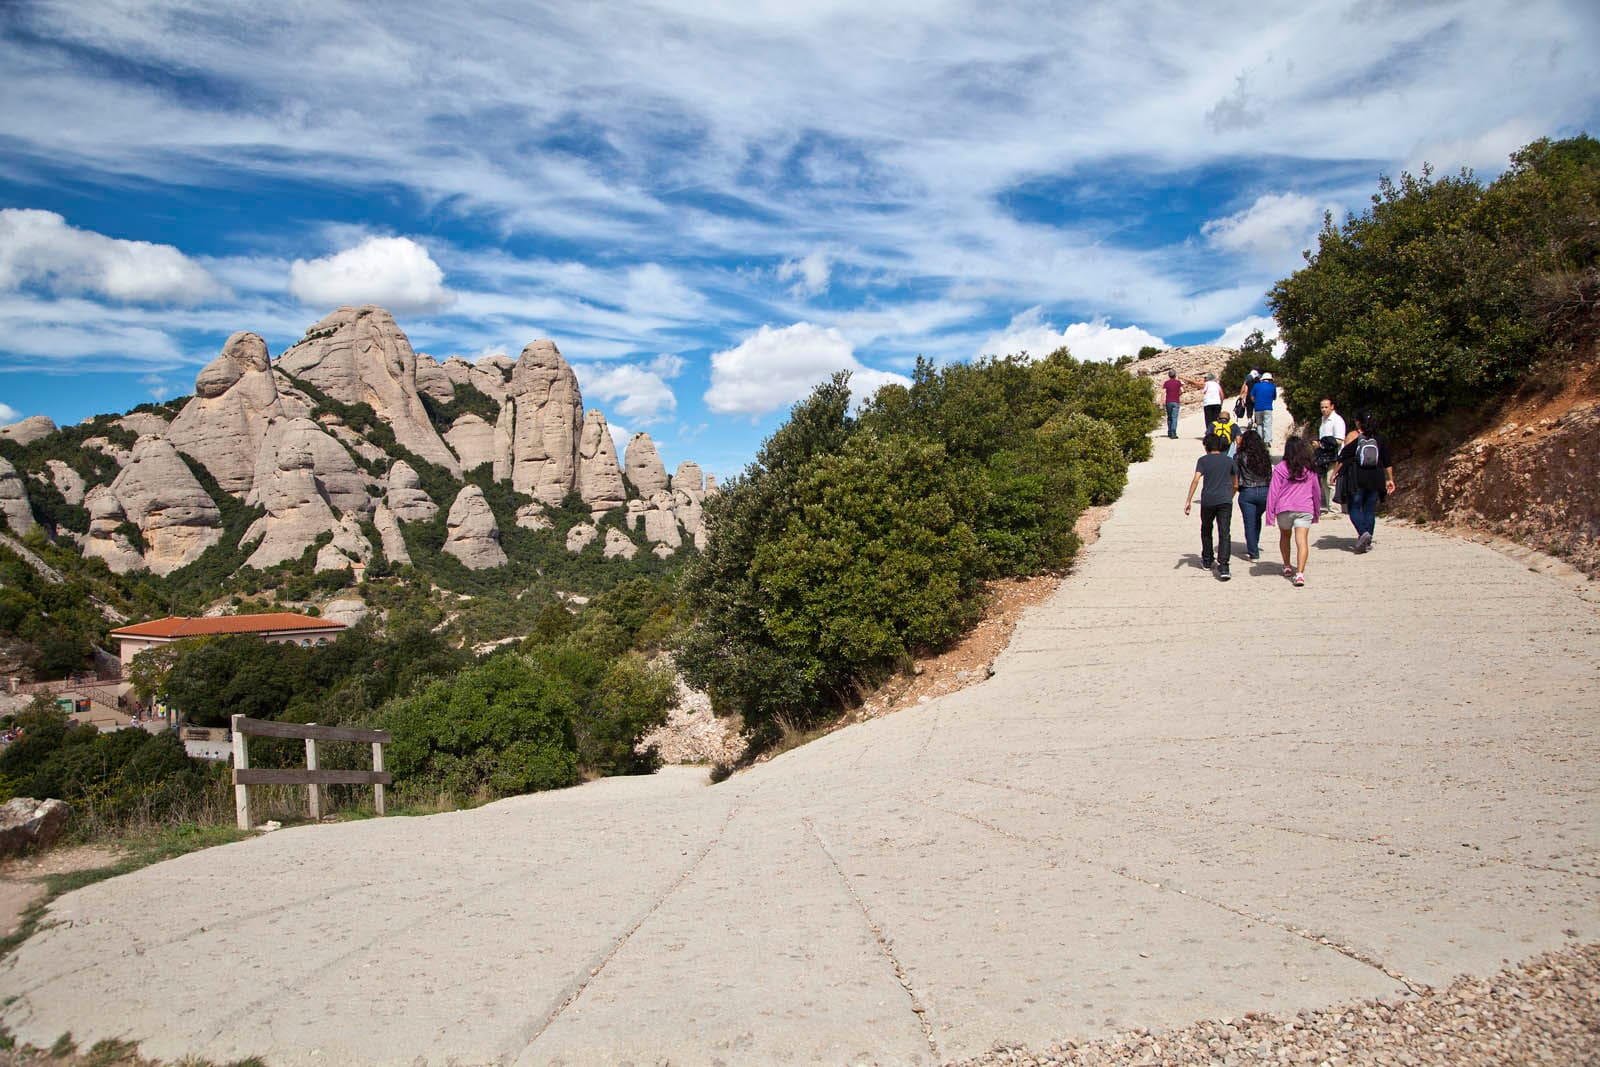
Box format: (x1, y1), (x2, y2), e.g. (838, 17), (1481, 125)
(1263, 461), (1321, 526)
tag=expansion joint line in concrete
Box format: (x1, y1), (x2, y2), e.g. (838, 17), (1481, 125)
(921, 799), (1427, 998)
(516, 805), (740, 1057)
(803, 818), (941, 1061)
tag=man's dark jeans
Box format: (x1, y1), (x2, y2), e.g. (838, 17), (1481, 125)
(1200, 501), (1232, 569)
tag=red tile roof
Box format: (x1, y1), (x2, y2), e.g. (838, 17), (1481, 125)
(110, 613), (347, 639)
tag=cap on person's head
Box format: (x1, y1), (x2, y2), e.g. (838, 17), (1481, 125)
(1261, 372), (1273, 381)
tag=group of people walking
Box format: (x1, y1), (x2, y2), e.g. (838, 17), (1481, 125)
(1179, 391), (1396, 586)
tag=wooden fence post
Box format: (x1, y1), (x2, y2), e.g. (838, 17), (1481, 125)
(232, 714), (252, 831)
(372, 740), (386, 816)
(305, 730), (321, 821)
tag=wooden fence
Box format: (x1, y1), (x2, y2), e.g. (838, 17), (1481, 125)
(230, 715), (392, 831)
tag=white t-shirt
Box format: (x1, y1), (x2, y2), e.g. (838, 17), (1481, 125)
(1319, 411), (1347, 441)
(1202, 381), (1223, 406)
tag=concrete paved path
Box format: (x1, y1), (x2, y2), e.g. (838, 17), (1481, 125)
(4, 407), (1598, 1065)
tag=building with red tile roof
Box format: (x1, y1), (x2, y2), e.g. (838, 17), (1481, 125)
(110, 613), (348, 669)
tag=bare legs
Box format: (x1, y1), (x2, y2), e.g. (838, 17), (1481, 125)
(1277, 527), (1310, 575)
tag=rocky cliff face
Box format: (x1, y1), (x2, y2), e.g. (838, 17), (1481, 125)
(508, 340), (584, 504)
(277, 306), (461, 476)
(2, 303), (715, 587)
(443, 485), (508, 569)
(168, 332), (307, 496)
(101, 437), (223, 575)
(0, 458), (36, 535)
(577, 410), (626, 516)
(242, 418), (372, 569)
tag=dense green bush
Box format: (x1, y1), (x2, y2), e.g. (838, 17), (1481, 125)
(677, 348), (1149, 741)
(0, 702), (225, 831)
(1219, 330), (1284, 396)
(378, 655), (580, 798)
(1271, 134), (1600, 431)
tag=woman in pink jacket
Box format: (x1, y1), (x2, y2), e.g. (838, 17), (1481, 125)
(1263, 435), (1321, 586)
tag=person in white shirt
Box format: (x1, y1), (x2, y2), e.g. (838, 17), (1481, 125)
(1316, 397), (1347, 508)
(1194, 372), (1224, 429)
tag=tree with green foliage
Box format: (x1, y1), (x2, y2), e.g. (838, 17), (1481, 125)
(378, 654), (580, 799)
(1271, 134), (1600, 432)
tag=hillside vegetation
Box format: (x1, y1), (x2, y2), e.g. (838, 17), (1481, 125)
(1272, 135), (1600, 431)
(675, 349), (1154, 746)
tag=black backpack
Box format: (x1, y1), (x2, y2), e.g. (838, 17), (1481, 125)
(1314, 435), (1340, 468)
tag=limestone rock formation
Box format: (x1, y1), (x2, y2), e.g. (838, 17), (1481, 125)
(242, 419), (369, 569)
(673, 488), (705, 549)
(81, 486), (144, 573)
(441, 355), (474, 389)
(671, 462), (705, 498)
(470, 354), (515, 402)
(624, 433), (669, 497)
(0, 458), (36, 535)
(414, 353), (455, 403)
(566, 523), (597, 552)
(705, 474), (718, 493)
(321, 599), (370, 628)
(443, 486), (507, 569)
(43, 461), (85, 506)
(371, 503), (411, 566)
(106, 436), (223, 575)
(386, 461), (438, 523)
(577, 410), (626, 516)
(81, 437), (132, 468)
(628, 490), (682, 554)
(492, 398), (515, 482)
(0, 415), (57, 446)
(603, 527), (638, 560)
(1127, 344), (1235, 405)
(515, 502), (552, 531)
(276, 306), (460, 475)
(118, 412), (170, 438)
(509, 340), (583, 505)
(316, 515), (373, 573)
(445, 414), (496, 471)
(169, 332), (307, 496)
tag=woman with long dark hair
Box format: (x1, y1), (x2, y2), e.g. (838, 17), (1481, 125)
(1326, 411), (1396, 553)
(1232, 427), (1271, 561)
(1263, 435), (1321, 586)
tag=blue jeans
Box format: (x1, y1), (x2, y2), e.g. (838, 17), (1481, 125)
(1165, 402), (1179, 437)
(1348, 486), (1379, 539)
(1237, 485), (1268, 558)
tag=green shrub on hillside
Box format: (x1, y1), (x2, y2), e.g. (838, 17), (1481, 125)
(1271, 134), (1600, 431)
(677, 350), (1148, 742)
(379, 655), (580, 798)
(1219, 330), (1283, 396)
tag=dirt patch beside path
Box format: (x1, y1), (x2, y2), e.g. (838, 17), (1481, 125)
(0, 845), (122, 937)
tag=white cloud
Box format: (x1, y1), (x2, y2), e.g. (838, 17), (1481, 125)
(288, 236), (453, 313)
(1211, 314), (1282, 353)
(648, 353), (687, 379)
(0, 209), (225, 304)
(0, 403), (22, 426)
(778, 249), (831, 296)
(704, 322), (910, 417)
(576, 363), (678, 423)
(1201, 193), (1327, 264)
(607, 421), (630, 456)
(980, 308), (1165, 363)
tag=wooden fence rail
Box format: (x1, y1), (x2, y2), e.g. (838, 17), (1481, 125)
(230, 714), (392, 830)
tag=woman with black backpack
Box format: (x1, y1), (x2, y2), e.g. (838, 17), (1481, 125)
(1326, 412), (1396, 553)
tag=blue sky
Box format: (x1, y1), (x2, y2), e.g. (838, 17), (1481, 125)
(1, 0), (1597, 478)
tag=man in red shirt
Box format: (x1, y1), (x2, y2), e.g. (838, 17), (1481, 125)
(1160, 370), (1183, 438)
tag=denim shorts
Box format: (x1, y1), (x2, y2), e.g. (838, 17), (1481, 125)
(1276, 510), (1313, 530)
